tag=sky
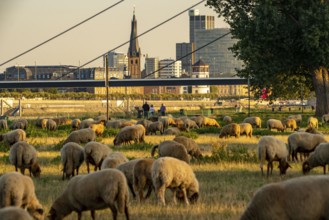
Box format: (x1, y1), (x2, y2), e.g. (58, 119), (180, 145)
(0, 0), (229, 73)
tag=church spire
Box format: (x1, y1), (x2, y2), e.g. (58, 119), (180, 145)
(128, 8), (140, 57)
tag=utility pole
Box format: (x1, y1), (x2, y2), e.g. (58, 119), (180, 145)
(105, 55), (110, 121)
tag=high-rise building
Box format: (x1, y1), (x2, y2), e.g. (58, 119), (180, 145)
(189, 9), (215, 44)
(176, 43), (194, 73)
(144, 57), (159, 79)
(159, 59), (182, 78)
(107, 52), (128, 72)
(194, 28), (243, 77)
(127, 10), (141, 79)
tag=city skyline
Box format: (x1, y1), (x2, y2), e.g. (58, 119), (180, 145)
(0, 0), (229, 73)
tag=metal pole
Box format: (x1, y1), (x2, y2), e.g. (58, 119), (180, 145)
(105, 55), (109, 121)
(248, 76), (250, 117)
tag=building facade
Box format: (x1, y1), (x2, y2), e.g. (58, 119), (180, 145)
(176, 42), (194, 73)
(191, 59), (210, 94)
(107, 52), (128, 72)
(144, 57), (159, 79)
(159, 59), (182, 78)
(189, 9), (215, 43)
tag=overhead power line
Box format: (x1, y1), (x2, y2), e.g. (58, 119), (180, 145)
(56, 0), (206, 80)
(0, 0), (124, 67)
(143, 31), (232, 79)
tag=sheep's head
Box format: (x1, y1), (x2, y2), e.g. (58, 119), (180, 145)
(32, 162), (41, 178)
(278, 161), (291, 175)
(27, 200), (44, 220)
(48, 207), (64, 220)
(302, 161), (311, 174)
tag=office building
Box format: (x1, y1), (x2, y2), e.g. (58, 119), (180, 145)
(159, 59), (182, 78)
(189, 9), (215, 43)
(176, 43), (194, 73)
(144, 57), (159, 79)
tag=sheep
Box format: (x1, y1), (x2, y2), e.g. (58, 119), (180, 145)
(242, 116), (262, 128)
(46, 118), (57, 131)
(95, 114), (110, 121)
(10, 119), (28, 130)
(173, 118), (185, 129)
(89, 123), (105, 136)
(308, 116), (319, 129)
(52, 117), (69, 126)
(282, 118), (298, 131)
(101, 152), (129, 169)
(0, 129), (26, 146)
(0, 172), (44, 220)
(133, 158), (155, 202)
(113, 125), (145, 146)
(136, 119), (153, 130)
(173, 136), (202, 159)
(239, 123), (253, 138)
(322, 113), (329, 123)
(223, 116), (232, 124)
(84, 141), (112, 173)
(219, 123), (240, 139)
(152, 157), (199, 205)
(0, 119), (8, 130)
(48, 169), (129, 220)
(288, 132), (327, 162)
(9, 141), (41, 178)
(157, 117), (169, 130)
(182, 118), (199, 131)
(258, 136), (291, 177)
(71, 118), (81, 130)
(191, 115), (205, 128)
(305, 126), (323, 135)
(287, 114), (302, 125)
(0, 207), (33, 220)
(35, 118), (48, 129)
(302, 142), (329, 174)
(240, 175), (329, 220)
(60, 142), (84, 180)
(106, 119), (124, 129)
(163, 127), (181, 135)
(116, 159), (142, 199)
(151, 140), (190, 163)
(204, 117), (221, 128)
(147, 121), (164, 135)
(267, 119), (285, 132)
(62, 128), (96, 145)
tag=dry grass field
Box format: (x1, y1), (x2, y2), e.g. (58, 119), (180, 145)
(0, 108), (328, 220)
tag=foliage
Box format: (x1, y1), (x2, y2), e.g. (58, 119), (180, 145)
(177, 131), (199, 139)
(113, 142), (153, 151)
(102, 128), (120, 138)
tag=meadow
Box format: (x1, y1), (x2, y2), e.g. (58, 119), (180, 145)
(1, 108), (329, 220)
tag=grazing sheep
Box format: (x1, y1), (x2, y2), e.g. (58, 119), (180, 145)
(219, 123), (240, 139)
(158, 117), (169, 130)
(62, 128), (96, 145)
(0, 172), (44, 220)
(113, 125), (145, 146)
(258, 136), (291, 177)
(60, 142), (84, 180)
(302, 142), (329, 174)
(223, 116), (232, 124)
(0, 207), (33, 220)
(0, 119), (8, 130)
(40, 118), (48, 129)
(173, 136), (202, 159)
(267, 119), (285, 132)
(282, 118), (298, 131)
(10, 119), (28, 130)
(182, 118), (199, 132)
(322, 113), (329, 123)
(239, 123), (253, 138)
(136, 119), (153, 130)
(288, 132), (327, 162)
(0, 129), (26, 146)
(163, 127), (181, 135)
(174, 118), (185, 130)
(52, 117), (69, 126)
(151, 140), (190, 163)
(89, 123), (105, 136)
(308, 116), (319, 129)
(71, 118), (81, 130)
(84, 141), (112, 173)
(166, 116), (176, 126)
(147, 121), (164, 135)
(117, 159), (142, 199)
(305, 126), (323, 135)
(191, 115), (205, 128)
(204, 117), (221, 128)
(106, 119), (124, 129)
(48, 169), (129, 220)
(46, 118), (57, 131)
(240, 175), (329, 220)
(101, 152), (129, 169)
(287, 114), (302, 125)
(79, 118), (95, 129)
(152, 157), (199, 205)
(133, 158), (155, 202)
(9, 141), (41, 177)
(243, 116), (262, 128)
(95, 115), (110, 121)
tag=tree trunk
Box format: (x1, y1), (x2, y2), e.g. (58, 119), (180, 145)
(312, 67), (329, 117)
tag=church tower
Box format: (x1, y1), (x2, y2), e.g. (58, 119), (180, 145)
(127, 9), (141, 79)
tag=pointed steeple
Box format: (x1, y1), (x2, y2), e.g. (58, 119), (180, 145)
(128, 8), (140, 57)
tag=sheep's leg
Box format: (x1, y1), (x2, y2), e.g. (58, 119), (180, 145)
(128, 183), (136, 198)
(172, 189), (177, 205)
(144, 185), (153, 199)
(20, 167), (25, 175)
(181, 188), (190, 205)
(28, 167), (32, 177)
(324, 165), (326, 174)
(86, 162), (90, 173)
(124, 204), (130, 220)
(109, 204), (118, 220)
(77, 212), (82, 220)
(94, 165), (98, 172)
(138, 178), (146, 202)
(90, 210), (95, 220)
(15, 165), (18, 172)
(156, 186), (166, 205)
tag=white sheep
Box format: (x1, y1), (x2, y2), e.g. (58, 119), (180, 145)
(71, 118), (81, 130)
(46, 118), (57, 131)
(48, 169), (129, 220)
(240, 175), (329, 220)
(258, 136), (291, 177)
(267, 119), (285, 132)
(0, 119), (8, 130)
(219, 123), (240, 138)
(173, 136), (202, 159)
(10, 119), (28, 130)
(133, 158), (155, 202)
(0, 207), (33, 220)
(84, 141), (112, 173)
(302, 142), (329, 174)
(147, 121), (164, 135)
(9, 141), (41, 177)
(152, 157), (199, 205)
(322, 113), (329, 123)
(0, 129), (26, 146)
(223, 116), (232, 124)
(116, 159), (142, 199)
(282, 118), (298, 131)
(101, 152), (129, 169)
(62, 128), (96, 145)
(79, 118), (95, 129)
(288, 132), (327, 162)
(191, 115), (205, 128)
(308, 116), (319, 129)
(239, 123), (253, 138)
(113, 125), (145, 146)
(0, 172), (44, 220)
(60, 142), (84, 180)
(243, 116), (262, 128)
(163, 127), (181, 135)
(287, 114), (302, 125)
(151, 140), (190, 163)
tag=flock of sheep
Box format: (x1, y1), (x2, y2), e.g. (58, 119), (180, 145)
(0, 112), (328, 219)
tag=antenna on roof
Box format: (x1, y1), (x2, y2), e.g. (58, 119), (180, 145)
(133, 5), (135, 15)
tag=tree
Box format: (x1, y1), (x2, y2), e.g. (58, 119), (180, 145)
(207, 0), (329, 116)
